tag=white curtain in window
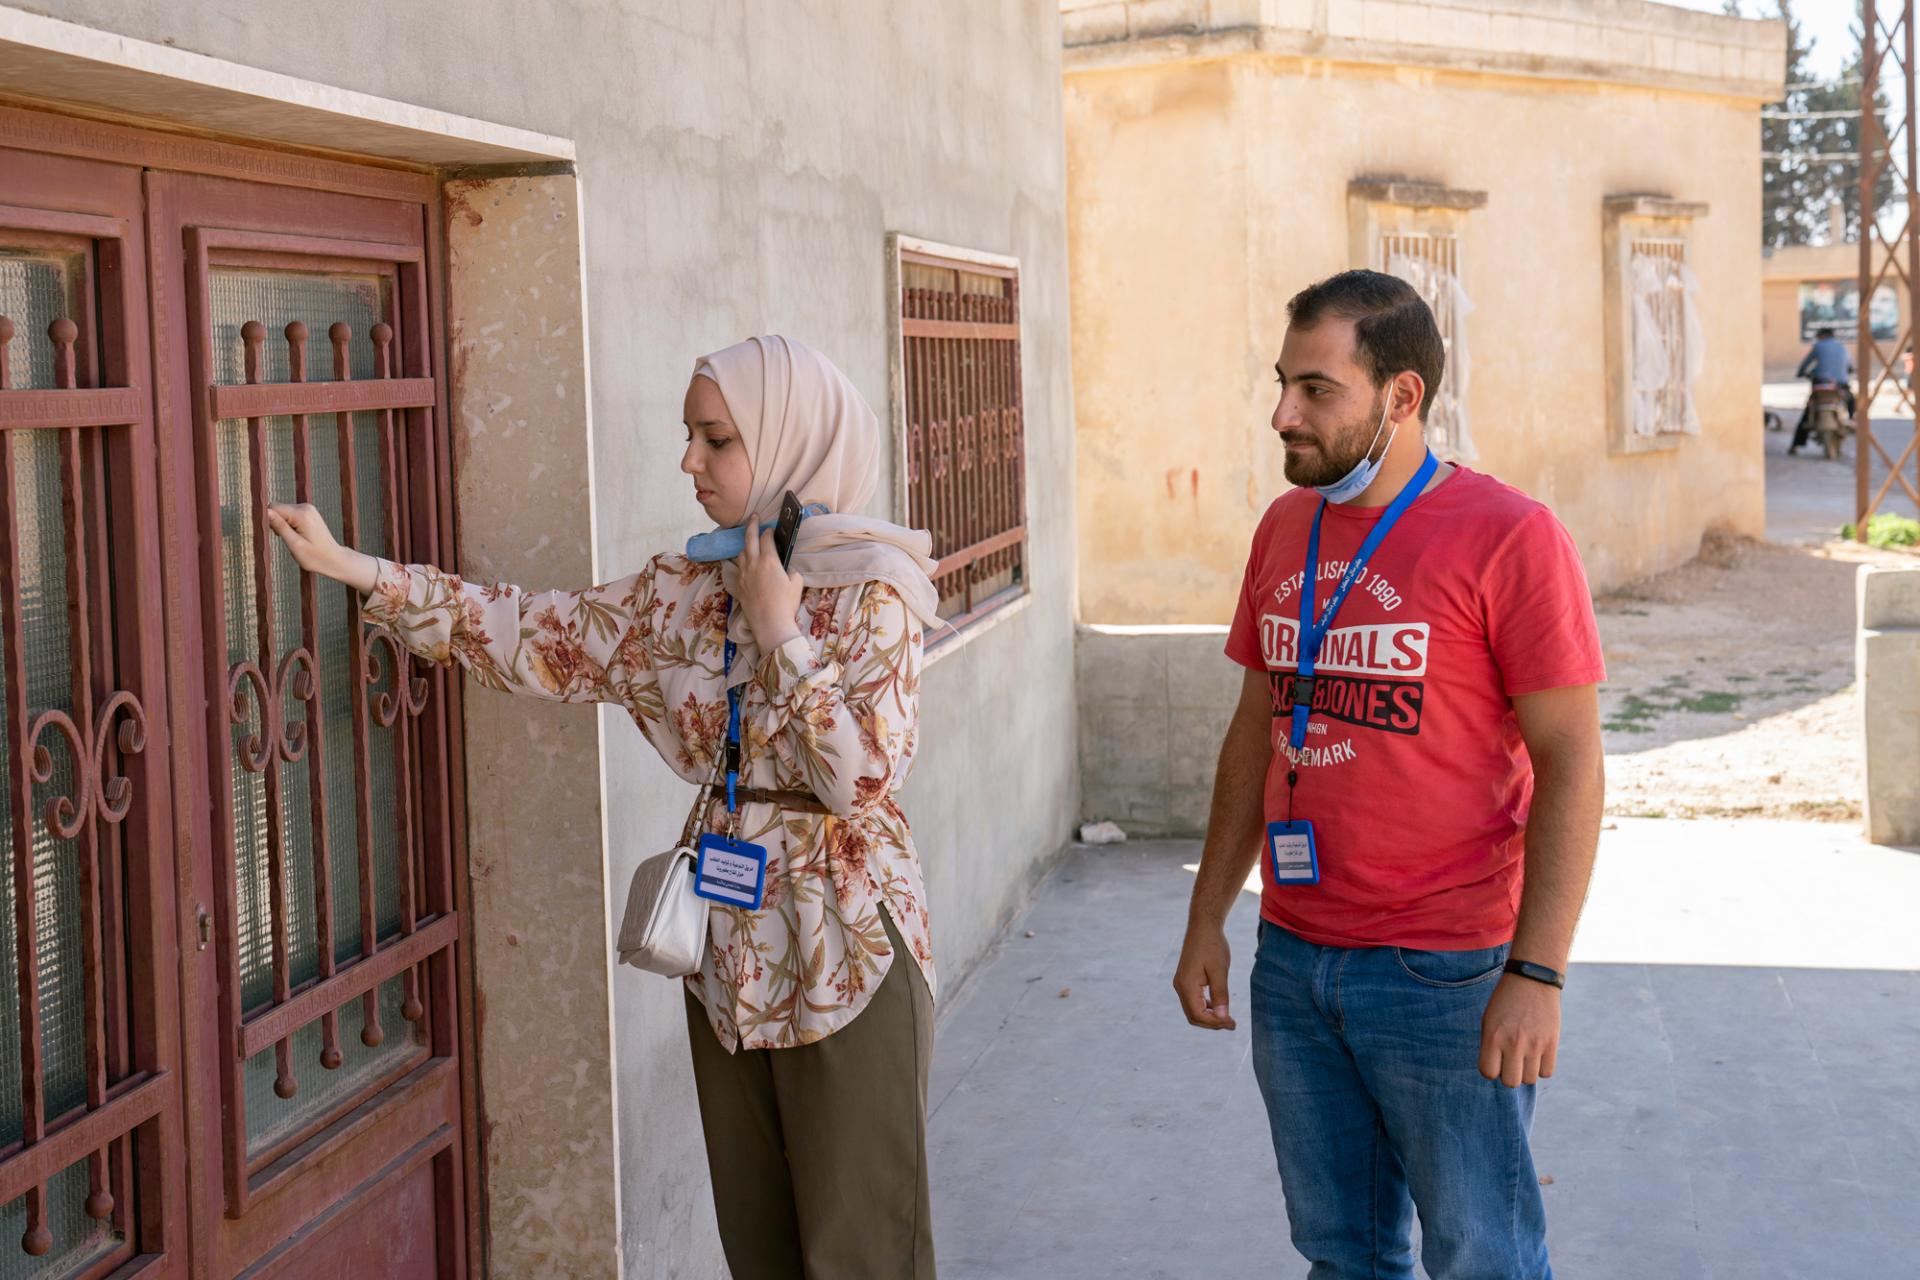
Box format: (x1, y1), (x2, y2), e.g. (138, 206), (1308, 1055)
(1680, 261), (1705, 435)
(1385, 251), (1477, 461)
(1629, 252), (1705, 436)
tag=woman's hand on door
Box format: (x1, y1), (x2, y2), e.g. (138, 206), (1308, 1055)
(266, 503), (381, 593)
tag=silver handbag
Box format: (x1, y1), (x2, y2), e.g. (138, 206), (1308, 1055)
(615, 773), (716, 977)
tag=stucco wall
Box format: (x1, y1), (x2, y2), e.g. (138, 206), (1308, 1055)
(1763, 276), (1805, 381)
(1066, 22), (1777, 622)
(22, 2), (1080, 1274)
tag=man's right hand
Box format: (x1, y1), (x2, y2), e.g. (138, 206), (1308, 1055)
(1173, 922), (1236, 1030)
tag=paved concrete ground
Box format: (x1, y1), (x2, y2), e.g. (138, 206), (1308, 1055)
(1762, 381), (1918, 544)
(928, 820), (1920, 1279)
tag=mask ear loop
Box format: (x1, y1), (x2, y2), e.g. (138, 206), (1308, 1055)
(1365, 377), (1401, 464)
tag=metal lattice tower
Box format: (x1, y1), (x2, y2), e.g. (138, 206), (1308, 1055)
(1858, 0), (1920, 535)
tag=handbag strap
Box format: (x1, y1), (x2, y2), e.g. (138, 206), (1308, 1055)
(681, 591), (743, 848)
(678, 757), (723, 847)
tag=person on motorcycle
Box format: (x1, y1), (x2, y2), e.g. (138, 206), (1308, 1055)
(1790, 326), (1856, 455)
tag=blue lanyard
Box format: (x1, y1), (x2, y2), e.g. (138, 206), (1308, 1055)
(723, 600), (742, 814)
(1288, 451), (1439, 753)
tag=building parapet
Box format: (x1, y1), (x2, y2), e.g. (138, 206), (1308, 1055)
(1061, 0), (1787, 103)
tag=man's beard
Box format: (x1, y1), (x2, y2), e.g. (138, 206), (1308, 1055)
(1281, 390), (1387, 488)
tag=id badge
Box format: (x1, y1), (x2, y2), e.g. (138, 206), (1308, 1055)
(1267, 820), (1320, 886)
(694, 833), (768, 910)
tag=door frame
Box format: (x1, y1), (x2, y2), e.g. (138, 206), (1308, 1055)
(0, 100), (481, 1277)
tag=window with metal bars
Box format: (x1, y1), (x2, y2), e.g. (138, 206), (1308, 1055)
(1377, 231), (1474, 461)
(892, 239), (1028, 634)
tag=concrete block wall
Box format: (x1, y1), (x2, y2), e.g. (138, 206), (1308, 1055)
(1859, 567), (1920, 847)
(1078, 626), (1243, 837)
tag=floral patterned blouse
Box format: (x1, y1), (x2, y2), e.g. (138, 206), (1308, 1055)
(361, 552), (934, 1052)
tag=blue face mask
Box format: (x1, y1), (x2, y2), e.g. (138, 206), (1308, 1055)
(683, 504), (830, 563)
(1312, 389), (1400, 504)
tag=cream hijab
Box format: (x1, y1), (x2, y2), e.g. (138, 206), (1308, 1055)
(693, 336), (941, 662)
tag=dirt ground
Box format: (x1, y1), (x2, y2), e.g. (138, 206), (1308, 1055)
(1599, 407), (1917, 822)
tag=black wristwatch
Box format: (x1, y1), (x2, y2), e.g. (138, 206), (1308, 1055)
(1503, 958), (1566, 989)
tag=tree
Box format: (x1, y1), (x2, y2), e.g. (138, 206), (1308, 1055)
(1760, 1), (1894, 248)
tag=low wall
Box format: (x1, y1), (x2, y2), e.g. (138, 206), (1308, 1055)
(1077, 625), (1241, 838)
(1859, 566), (1920, 847)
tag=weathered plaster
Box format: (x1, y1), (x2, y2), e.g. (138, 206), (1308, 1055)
(1067, 26), (1780, 622)
(443, 174), (621, 1278)
(1062, 0), (1787, 103)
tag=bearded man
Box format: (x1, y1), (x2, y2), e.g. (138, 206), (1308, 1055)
(1173, 270), (1606, 1280)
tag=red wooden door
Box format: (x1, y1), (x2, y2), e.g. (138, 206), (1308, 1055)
(0, 145), (188, 1278)
(0, 112), (471, 1279)
(144, 171), (468, 1277)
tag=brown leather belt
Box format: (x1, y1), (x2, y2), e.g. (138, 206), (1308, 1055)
(705, 787), (833, 817)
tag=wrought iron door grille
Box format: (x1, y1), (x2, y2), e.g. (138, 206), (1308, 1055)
(0, 210), (165, 1275)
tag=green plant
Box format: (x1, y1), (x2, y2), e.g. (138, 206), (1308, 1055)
(1674, 690), (1744, 715)
(1839, 514), (1920, 548)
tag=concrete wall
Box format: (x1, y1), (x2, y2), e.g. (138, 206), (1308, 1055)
(1077, 626), (1240, 837)
(19, 2), (1080, 1274)
(1859, 566), (1920, 847)
(441, 175), (621, 1278)
(1063, 0), (1783, 623)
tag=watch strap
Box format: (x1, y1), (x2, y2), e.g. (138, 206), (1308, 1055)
(1503, 958), (1566, 989)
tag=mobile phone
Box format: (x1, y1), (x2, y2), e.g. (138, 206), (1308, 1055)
(772, 490), (804, 571)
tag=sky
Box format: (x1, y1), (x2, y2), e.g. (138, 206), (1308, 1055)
(1655, 1), (1913, 235)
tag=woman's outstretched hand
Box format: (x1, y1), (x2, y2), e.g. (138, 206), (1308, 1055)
(266, 503), (380, 594)
(738, 522), (804, 651)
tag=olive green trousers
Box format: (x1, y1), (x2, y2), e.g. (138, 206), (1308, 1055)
(684, 912), (936, 1279)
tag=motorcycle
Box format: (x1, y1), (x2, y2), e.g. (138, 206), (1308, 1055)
(1806, 380), (1852, 460)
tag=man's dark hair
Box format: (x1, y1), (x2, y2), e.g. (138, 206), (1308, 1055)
(1286, 270), (1445, 419)
(1817, 326), (1836, 339)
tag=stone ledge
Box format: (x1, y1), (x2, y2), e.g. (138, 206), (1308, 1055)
(1351, 176), (1488, 210)
(1605, 194), (1712, 221)
(0, 5), (573, 166)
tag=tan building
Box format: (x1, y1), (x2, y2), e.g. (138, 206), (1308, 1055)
(1761, 222), (1908, 382)
(1063, 0), (1787, 622)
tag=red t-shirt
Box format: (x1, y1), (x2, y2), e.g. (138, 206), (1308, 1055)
(1224, 466), (1605, 949)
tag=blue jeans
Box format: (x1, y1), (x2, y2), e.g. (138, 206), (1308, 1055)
(1248, 920), (1552, 1280)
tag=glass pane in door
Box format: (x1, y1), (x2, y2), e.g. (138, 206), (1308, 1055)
(0, 248), (122, 1274)
(206, 268), (425, 1155)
